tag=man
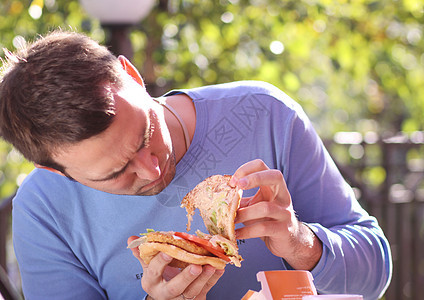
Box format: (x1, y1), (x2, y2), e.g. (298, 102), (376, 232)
(0, 31), (391, 299)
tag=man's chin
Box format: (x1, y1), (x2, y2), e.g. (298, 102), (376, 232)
(135, 186), (165, 196)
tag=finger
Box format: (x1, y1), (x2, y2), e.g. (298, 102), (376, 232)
(196, 267), (225, 299)
(141, 252), (174, 296)
(240, 188), (265, 207)
(127, 235), (140, 245)
(239, 196), (254, 208)
(163, 264), (203, 298)
(127, 236), (146, 266)
(182, 265), (222, 299)
(241, 171), (292, 208)
(236, 219), (291, 240)
(237, 201), (292, 224)
(236, 182), (291, 224)
(240, 169), (286, 191)
(230, 159), (269, 187)
(162, 265), (182, 281)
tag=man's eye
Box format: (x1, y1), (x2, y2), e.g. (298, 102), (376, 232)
(107, 166), (128, 181)
(109, 172), (123, 180)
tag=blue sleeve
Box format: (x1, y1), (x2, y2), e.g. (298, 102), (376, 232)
(12, 188), (106, 300)
(281, 104), (392, 300)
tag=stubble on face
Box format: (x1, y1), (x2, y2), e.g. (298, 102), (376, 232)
(132, 149), (177, 196)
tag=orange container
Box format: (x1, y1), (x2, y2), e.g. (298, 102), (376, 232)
(242, 270), (317, 300)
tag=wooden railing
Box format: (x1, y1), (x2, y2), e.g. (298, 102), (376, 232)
(324, 131), (424, 300)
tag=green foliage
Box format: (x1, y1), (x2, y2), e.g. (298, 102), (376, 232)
(0, 0), (423, 198)
(0, 142), (33, 198)
(363, 166), (386, 187)
(143, 0), (424, 136)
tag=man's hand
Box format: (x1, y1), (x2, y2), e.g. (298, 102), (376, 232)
(229, 159), (322, 270)
(127, 236), (225, 300)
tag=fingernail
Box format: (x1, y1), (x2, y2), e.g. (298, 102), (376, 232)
(238, 177), (248, 188)
(215, 268), (225, 276)
(190, 265), (202, 275)
(202, 265), (215, 275)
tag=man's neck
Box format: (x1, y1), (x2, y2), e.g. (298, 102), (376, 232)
(160, 94), (196, 162)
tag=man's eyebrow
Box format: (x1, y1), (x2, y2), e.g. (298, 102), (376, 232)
(89, 120), (152, 182)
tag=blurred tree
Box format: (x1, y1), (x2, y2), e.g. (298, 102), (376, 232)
(139, 0), (424, 137)
(0, 0), (423, 197)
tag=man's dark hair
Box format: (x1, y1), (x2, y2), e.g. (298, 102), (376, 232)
(0, 30), (123, 172)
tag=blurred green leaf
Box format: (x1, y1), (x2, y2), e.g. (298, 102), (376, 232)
(363, 166), (387, 187)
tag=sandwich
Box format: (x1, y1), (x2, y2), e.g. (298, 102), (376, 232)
(128, 175), (243, 269)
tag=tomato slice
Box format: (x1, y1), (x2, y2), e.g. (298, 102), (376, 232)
(174, 232), (231, 262)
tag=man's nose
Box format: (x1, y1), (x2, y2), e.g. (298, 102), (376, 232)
(129, 148), (161, 180)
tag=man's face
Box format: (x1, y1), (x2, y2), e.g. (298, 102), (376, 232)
(52, 80), (176, 196)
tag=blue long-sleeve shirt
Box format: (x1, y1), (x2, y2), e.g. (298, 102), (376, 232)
(13, 81), (392, 299)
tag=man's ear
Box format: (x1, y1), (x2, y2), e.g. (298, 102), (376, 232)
(34, 163), (66, 177)
(118, 55), (145, 87)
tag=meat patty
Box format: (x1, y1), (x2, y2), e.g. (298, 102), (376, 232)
(145, 231), (211, 256)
